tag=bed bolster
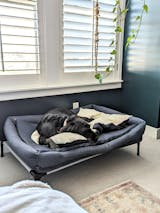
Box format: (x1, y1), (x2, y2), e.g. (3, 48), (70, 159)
(107, 119), (146, 150)
(85, 104), (122, 114)
(3, 116), (70, 172)
(4, 117), (40, 170)
(34, 118), (146, 173)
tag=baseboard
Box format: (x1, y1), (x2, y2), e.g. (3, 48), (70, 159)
(145, 125), (160, 139)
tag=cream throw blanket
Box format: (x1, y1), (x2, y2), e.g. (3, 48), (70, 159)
(31, 131), (87, 145)
(78, 108), (131, 130)
(0, 180), (87, 213)
(32, 108), (131, 144)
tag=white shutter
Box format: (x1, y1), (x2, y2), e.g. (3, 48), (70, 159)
(63, 0), (117, 73)
(0, 0), (40, 73)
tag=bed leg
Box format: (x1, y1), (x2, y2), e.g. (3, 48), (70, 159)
(30, 170), (46, 181)
(1, 141), (4, 157)
(137, 142), (140, 156)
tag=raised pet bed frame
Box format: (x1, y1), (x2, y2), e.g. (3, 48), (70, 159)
(0, 105), (145, 181)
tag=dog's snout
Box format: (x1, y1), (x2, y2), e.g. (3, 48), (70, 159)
(39, 136), (46, 145)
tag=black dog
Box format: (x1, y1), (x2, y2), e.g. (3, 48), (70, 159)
(36, 108), (97, 147)
(36, 108), (73, 145)
(60, 115), (97, 141)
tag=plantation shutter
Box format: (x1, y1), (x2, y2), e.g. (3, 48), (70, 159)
(63, 0), (117, 73)
(0, 0), (40, 73)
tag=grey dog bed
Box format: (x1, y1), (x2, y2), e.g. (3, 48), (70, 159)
(3, 104), (146, 179)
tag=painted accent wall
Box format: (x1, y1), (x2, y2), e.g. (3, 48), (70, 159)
(121, 0), (160, 128)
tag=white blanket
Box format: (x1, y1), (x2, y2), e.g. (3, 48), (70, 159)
(0, 180), (87, 213)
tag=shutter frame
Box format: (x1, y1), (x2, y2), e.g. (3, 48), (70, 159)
(63, 0), (117, 73)
(0, 0), (40, 73)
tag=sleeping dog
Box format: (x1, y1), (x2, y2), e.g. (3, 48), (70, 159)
(36, 108), (72, 145)
(36, 108), (96, 147)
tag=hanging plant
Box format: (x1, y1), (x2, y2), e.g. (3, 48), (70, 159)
(94, 0), (149, 83)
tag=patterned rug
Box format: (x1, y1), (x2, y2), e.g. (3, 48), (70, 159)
(80, 181), (160, 213)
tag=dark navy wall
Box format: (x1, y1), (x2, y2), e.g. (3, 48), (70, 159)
(121, 0), (160, 128)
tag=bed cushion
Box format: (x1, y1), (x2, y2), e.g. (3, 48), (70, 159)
(77, 108), (101, 119)
(16, 119), (92, 152)
(31, 130), (88, 145)
(16, 116), (137, 152)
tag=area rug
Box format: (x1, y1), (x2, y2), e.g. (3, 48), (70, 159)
(80, 181), (160, 213)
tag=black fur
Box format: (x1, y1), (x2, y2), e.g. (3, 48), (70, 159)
(36, 108), (97, 147)
(60, 115), (97, 141)
(36, 108), (73, 145)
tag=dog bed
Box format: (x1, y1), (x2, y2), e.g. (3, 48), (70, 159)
(3, 104), (146, 180)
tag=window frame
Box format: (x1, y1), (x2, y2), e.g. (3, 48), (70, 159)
(0, 1), (46, 86)
(0, 0), (40, 74)
(63, 0), (117, 74)
(61, 0), (125, 86)
(0, 0), (125, 101)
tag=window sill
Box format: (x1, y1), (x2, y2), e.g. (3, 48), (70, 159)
(0, 80), (123, 101)
(0, 71), (39, 75)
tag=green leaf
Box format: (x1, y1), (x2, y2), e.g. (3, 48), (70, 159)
(132, 34), (136, 38)
(115, 0), (120, 6)
(106, 67), (111, 73)
(110, 50), (117, 55)
(95, 73), (103, 83)
(127, 36), (132, 43)
(125, 36), (132, 47)
(95, 73), (101, 80)
(109, 40), (114, 46)
(131, 29), (135, 33)
(113, 17), (117, 22)
(120, 8), (129, 15)
(143, 4), (148, 13)
(125, 42), (129, 48)
(112, 7), (116, 13)
(115, 26), (122, 32)
(136, 15), (141, 21)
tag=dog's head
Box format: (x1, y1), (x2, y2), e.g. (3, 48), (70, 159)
(60, 115), (97, 140)
(36, 113), (66, 144)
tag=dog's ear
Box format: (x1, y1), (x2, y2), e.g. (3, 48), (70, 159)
(57, 116), (66, 126)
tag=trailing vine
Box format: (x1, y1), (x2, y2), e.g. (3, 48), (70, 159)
(94, 0), (149, 83)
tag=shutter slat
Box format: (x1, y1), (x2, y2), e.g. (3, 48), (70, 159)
(0, 0), (40, 73)
(0, 3), (36, 11)
(63, 0), (116, 72)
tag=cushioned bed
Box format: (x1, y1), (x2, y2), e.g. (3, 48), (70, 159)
(3, 104), (146, 180)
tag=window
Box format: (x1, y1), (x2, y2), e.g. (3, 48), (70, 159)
(0, 0), (40, 74)
(63, 0), (121, 73)
(0, 0), (124, 101)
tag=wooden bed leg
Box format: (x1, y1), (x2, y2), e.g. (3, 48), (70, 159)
(1, 141), (4, 157)
(137, 142), (140, 156)
(30, 170), (46, 181)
